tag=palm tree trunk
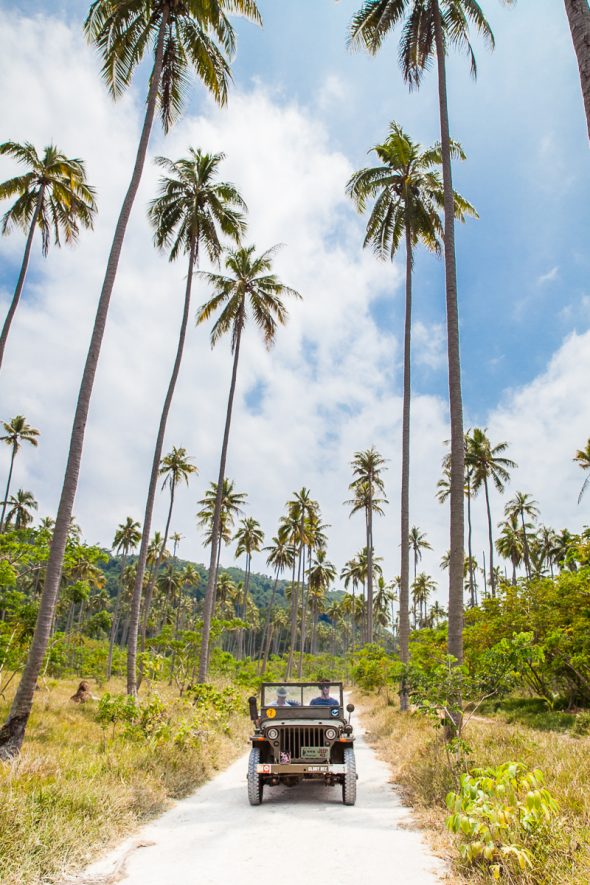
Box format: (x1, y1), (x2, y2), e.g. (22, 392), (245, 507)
(367, 491), (374, 643)
(128, 239), (196, 695)
(467, 479), (475, 606)
(285, 546), (302, 679)
(434, 0), (464, 669)
(0, 445), (17, 532)
(0, 16), (169, 757)
(297, 545), (308, 677)
(483, 476), (496, 598)
(0, 187), (45, 373)
(521, 511), (532, 578)
(258, 567), (280, 674)
(564, 0), (590, 140)
(107, 553), (127, 680)
(399, 222), (413, 710)
(198, 317), (244, 683)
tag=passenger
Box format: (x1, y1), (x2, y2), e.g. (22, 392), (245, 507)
(309, 681), (339, 707)
(274, 686), (298, 707)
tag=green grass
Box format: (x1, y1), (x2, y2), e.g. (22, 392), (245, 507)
(476, 697), (588, 733)
(0, 677), (250, 885)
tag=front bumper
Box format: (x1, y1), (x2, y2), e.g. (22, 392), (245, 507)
(256, 763), (346, 775)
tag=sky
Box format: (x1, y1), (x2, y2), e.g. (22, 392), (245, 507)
(0, 0), (589, 605)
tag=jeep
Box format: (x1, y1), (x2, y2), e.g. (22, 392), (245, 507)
(247, 681), (356, 806)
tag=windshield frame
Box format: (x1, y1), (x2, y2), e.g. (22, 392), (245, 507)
(261, 682), (344, 709)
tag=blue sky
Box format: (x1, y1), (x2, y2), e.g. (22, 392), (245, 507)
(0, 0), (589, 594)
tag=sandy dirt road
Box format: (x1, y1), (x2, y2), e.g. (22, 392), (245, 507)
(76, 724), (446, 885)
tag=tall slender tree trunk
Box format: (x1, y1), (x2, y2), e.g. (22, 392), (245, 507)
(258, 567), (280, 674)
(285, 546), (302, 679)
(237, 554), (251, 659)
(0, 445), (17, 532)
(107, 553), (127, 680)
(564, 0), (590, 140)
(0, 16), (169, 758)
(128, 240), (196, 695)
(198, 317), (244, 683)
(520, 511), (532, 578)
(399, 222), (413, 710)
(434, 1), (464, 669)
(367, 489), (374, 642)
(297, 545), (308, 677)
(483, 476), (496, 598)
(466, 480), (475, 606)
(0, 187), (44, 373)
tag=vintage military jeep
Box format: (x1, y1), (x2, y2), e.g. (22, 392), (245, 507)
(247, 681), (356, 806)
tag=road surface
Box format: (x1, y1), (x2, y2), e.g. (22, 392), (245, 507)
(74, 724), (446, 885)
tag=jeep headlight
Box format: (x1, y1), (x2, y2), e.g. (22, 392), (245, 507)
(325, 727), (337, 741)
(266, 727), (279, 740)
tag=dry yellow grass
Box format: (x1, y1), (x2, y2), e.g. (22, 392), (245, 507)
(357, 691), (590, 884)
(0, 678), (250, 885)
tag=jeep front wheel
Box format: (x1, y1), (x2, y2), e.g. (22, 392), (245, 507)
(247, 746), (264, 806)
(342, 746), (357, 806)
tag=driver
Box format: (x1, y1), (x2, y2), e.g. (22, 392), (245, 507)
(274, 686), (298, 707)
(309, 681), (339, 707)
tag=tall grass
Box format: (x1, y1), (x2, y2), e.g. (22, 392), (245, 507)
(358, 691), (590, 884)
(0, 678), (250, 885)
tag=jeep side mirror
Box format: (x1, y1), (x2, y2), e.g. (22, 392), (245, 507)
(346, 703), (355, 713)
(248, 696), (258, 721)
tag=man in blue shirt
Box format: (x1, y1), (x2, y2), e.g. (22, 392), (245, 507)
(309, 681), (339, 707)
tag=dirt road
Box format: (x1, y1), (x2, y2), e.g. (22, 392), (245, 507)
(77, 725), (446, 885)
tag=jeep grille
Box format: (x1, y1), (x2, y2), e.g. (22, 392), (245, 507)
(279, 726), (326, 761)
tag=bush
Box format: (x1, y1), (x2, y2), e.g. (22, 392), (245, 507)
(446, 762), (559, 880)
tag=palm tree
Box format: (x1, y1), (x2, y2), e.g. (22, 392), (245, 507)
(495, 513), (523, 585)
(564, 0), (590, 141)
(0, 0), (262, 759)
(345, 447), (388, 643)
(196, 245), (301, 681)
(3, 489), (38, 530)
(306, 549), (336, 654)
(349, 0), (513, 669)
(340, 557), (361, 651)
(0, 142), (97, 372)
(107, 517), (141, 680)
(574, 439), (590, 503)
(504, 492), (540, 579)
(373, 576), (397, 637)
(412, 573), (437, 626)
(1, 415), (39, 531)
(281, 489), (318, 677)
(466, 428), (516, 597)
(126, 150), (244, 694)
(135, 447), (197, 681)
(259, 535), (296, 673)
(233, 517), (264, 658)
(347, 125), (474, 674)
(408, 526), (431, 583)
(438, 435), (478, 606)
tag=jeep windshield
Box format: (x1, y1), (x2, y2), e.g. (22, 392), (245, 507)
(261, 683), (343, 709)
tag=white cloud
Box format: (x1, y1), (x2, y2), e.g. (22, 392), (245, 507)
(413, 321), (446, 370)
(536, 266), (559, 286)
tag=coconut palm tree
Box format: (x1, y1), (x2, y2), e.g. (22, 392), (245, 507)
(107, 517), (141, 680)
(135, 447), (197, 681)
(2, 489), (37, 530)
(574, 439), (590, 503)
(196, 245), (300, 681)
(345, 447), (388, 643)
(280, 489), (318, 677)
(126, 149), (245, 694)
(408, 526), (431, 583)
(0, 142), (97, 372)
(466, 428), (516, 597)
(495, 513), (523, 585)
(233, 517), (264, 658)
(373, 576), (397, 636)
(347, 125), (474, 673)
(504, 492), (540, 579)
(0, 0), (262, 759)
(259, 535), (296, 673)
(349, 0), (513, 669)
(412, 573), (437, 626)
(0, 415), (39, 531)
(564, 0), (590, 141)
(438, 435), (478, 605)
(306, 548), (336, 654)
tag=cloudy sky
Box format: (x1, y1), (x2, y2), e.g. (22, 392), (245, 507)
(0, 0), (589, 603)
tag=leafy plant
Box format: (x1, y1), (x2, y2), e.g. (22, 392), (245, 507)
(446, 762), (559, 879)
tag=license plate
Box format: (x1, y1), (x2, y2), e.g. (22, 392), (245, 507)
(301, 747), (329, 759)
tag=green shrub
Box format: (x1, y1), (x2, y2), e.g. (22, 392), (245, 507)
(446, 762), (559, 879)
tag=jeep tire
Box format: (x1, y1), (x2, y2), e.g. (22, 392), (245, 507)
(342, 746), (357, 806)
(247, 746), (264, 806)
